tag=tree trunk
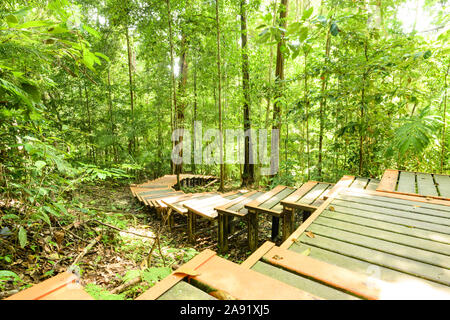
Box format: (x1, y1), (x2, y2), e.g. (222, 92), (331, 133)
(125, 25), (135, 156)
(241, 0), (254, 186)
(166, 0), (177, 176)
(442, 63), (449, 173)
(175, 32), (188, 188)
(216, 0), (225, 191)
(271, 0), (289, 178)
(318, 18), (332, 181)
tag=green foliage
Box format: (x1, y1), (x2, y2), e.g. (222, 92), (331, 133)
(84, 283), (125, 300)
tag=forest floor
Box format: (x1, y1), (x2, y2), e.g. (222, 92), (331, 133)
(0, 180), (283, 300)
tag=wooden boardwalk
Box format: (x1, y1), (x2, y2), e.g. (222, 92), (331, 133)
(6, 170), (450, 300)
(136, 177), (450, 300)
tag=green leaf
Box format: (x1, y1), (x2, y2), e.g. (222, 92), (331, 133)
(82, 24), (101, 39)
(35, 160), (47, 171)
(6, 14), (19, 25)
(0, 270), (20, 282)
(18, 227), (27, 248)
(1, 214), (19, 220)
(330, 22), (339, 36)
(302, 7), (313, 20)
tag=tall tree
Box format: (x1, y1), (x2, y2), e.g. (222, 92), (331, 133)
(241, 0), (254, 186)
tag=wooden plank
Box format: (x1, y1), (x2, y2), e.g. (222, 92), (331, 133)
(325, 175), (355, 200)
(5, 272), (79, 300)
(241, 241), (275, 269)
(136, 249), (217, 300)
(259, 187), (295, 210)
(39, 282), (93, 300)
(157, 281), (216, 300)
(314, 215), (450, 256)
(365, 179), (380, 191)
(289, 242), (450, 295)
(282, 181), (318, 204)
(434, 174), (450, 198)
(320, 209), (450, 247)
(307, 223), (450, 269)
(297, 183), (330, 205)
(376, 169), (399, 192)
(328, 202), (450, 235)
(190, 254), (321, 300)
(297, 232), (450, 286)
(397, 171), (416, 194)
(310, 184), (334, 207)
(252, 261), (358, 300)
(349, 177), (369, 189)
(334, 195), (450, 221)
(341, 188), (450, 209)
(263, 246), (382, 300)
(417, 172), (439, 197)
(245, 185), (286, 209)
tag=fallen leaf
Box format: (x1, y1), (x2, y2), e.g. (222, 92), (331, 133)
(173, 267), (200, 277)
(272, 254), (283, 260)
(328, 206), (335, 211)
(301, 248), (311, 256)
(305, 231), (315, 238)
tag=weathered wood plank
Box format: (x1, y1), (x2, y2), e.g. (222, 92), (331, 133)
(289, 242), (450, 295)
(189, 254), (321, 300)
(397, 171), (416, 194)
(377, 169), (399, 192)
(349, 177), (369, 189)
(417, 172), (439, 197)
(252, 261), (358, 300)
(297, 232), (450, 286)
(434, 174), (450, 198)
(260, 187), (295, 211)
(241, 241), (275, 269)
(245, 185), (286, 209)
(282, 181), (318, 204)
(365, 179), (380, 191)
(157, 281), (216, 300)
(340, 189), (450, 210)
(263, 246), (382, 299)
(136, 249), (217, 300)
(297, 183), (330, 205)
(328, 203), (450, 235)
(334, 195), (450, 220)
(325, 175), (355, 200)
(314, 215), (450, 255)
(307, 223), (450, 268)
(320, 210), (450, 246)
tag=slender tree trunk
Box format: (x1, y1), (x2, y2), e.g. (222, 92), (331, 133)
(442, 63), (449, 173)
(241, 0), (254, 186)
(175, 33), (188, 187)
(216, 0), (224, 191)
(84, 84), (95, 164)
(107, 68), (117, 162)
(304, 52), (310, 180)
(318, 18), (332, 181)
(192, 62), (198, 174)
(359, 40), (369, 176)
(125, 25), (135, 156)
(265, 0), (278, 130)
(166, 0), (177, 176)
(271, 0), (289, 178)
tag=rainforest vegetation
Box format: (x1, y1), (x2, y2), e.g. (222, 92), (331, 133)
(0, 0), (448, 299)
